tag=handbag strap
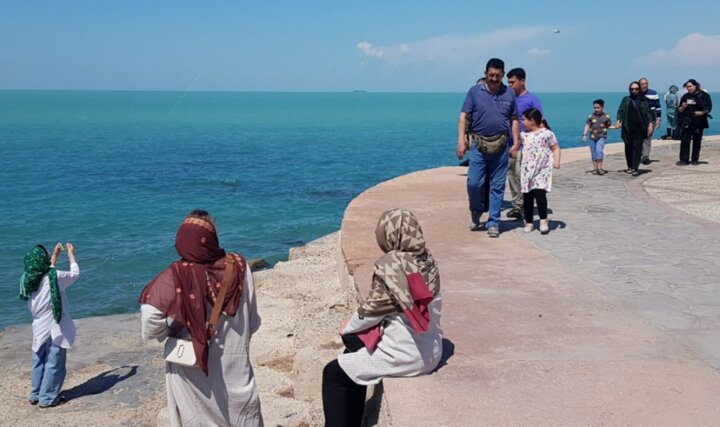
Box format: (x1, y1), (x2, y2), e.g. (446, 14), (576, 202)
(207, 254), (236, 339)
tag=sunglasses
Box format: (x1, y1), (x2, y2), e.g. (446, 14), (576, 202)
(630, 88), (640, 91)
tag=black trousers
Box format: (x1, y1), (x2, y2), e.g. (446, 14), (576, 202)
(523, 189), (548, 223)
(680, 128), (704, 163)
(322, 359), (367, 427)
(623, 137), (643, 170)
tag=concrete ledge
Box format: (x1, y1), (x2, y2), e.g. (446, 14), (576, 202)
(340, 137), (720, 425)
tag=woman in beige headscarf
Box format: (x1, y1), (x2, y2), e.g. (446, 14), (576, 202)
(322, 208), (443, 427)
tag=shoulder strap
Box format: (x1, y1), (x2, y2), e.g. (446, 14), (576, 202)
(207, 254), (236, 339)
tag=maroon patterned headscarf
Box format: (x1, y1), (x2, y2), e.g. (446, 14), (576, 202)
(140, 217), (246, 374)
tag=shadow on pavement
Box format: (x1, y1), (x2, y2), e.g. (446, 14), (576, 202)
(61, 365), (139, 402)
(432, 338), (455, 373)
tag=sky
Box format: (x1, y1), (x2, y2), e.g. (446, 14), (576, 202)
(1, 0), (719, 92)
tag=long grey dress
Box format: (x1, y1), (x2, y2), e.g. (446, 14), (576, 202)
(141, 262), (263, 427)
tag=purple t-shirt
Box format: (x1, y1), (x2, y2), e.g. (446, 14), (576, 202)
(510, 90), (543, 145)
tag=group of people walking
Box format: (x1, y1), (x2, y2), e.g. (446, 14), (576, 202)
(458, 59), (713, 236)
(614, 78), (713, 173)
(457, 58), (561, 238)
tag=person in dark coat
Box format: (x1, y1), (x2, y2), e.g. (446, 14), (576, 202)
(615, 81), (655, 176)
(677, 79), (713, 166)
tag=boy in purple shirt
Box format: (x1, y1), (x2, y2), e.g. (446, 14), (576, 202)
(506, 68), (543, 219)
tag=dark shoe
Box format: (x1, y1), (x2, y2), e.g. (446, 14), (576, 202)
(676, 161), (690, 166)
(38, 401), (59, 408)
(487, 226), (500, 238)
(642, 157), (651, 165)
(691, 161), (700, 166)
(469, 210), (483, 230)
(29, 399), (39, 406)
(506, 210), (522, 219)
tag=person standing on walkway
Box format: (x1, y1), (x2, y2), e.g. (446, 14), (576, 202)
(20, 242), (80, 408)
(616, 81), (654, 176)
(322, 209), (442, 427)
(520, 109), (561, 234)
(677, 79), (713, 166)
(140, 210), (264, 427)
(457, 58), (520, 238)
(582, 99), (617, 175)
(664, 85), (680, 140)
(506, 67), (543, 220)
(639, 77), (662, 164)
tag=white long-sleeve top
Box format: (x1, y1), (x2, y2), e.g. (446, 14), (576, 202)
(28, 262), (80, 351)
(338, 294), (443, 386)
(141, 261), (263, 427)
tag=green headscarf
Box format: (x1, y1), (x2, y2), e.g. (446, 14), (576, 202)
(19, 245), (62, 322)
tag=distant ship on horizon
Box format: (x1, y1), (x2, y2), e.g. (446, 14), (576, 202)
(351, 90), (367, 93)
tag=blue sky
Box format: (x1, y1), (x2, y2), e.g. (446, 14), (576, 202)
(1, 0), (719, 92)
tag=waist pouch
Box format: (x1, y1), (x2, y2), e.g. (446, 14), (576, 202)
(471, 133), (508, 155)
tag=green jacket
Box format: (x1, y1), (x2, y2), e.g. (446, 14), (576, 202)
(617, 96), (654, 141)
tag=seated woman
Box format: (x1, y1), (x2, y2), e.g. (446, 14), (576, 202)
(322, 208), (443, 427)
(139, 210), (263, 427)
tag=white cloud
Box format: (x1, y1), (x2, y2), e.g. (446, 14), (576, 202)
(526, 48), (551, 57)
(643, 33), (720, 67)
(356, 27), (552, 64)
(356, 42), (384, 59)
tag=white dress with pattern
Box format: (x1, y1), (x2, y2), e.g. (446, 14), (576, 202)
(520, 128), (558, 193)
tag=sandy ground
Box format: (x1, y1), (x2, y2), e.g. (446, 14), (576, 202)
(0, 231), (351, 427)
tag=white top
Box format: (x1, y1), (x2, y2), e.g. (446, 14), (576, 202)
(338, 294), (443, 386)
(28, 263), (80, 351)
(141, 260), (263, 427)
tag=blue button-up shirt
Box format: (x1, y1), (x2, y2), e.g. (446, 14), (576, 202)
(461, 82), (518, 136)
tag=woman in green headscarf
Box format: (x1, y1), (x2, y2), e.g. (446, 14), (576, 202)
(20, 242), (80, 408)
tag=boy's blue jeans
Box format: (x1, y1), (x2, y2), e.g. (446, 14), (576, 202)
(589, 137), (606, 161)
(30, 338), (67, 405)
(467, 145), (509, 228)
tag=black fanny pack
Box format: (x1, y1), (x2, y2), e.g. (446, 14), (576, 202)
(471, 133), (508, 154)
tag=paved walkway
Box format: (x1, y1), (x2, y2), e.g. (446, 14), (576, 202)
(521, 140), (720, 369)
(341, 137), (720, 426)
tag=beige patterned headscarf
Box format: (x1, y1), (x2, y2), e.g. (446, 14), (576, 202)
(358, 209), (440, 317)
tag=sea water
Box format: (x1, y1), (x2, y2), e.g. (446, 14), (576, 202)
(2, 90), (717, 328)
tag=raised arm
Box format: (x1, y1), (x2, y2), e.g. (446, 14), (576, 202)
(56, 243), (80, 291)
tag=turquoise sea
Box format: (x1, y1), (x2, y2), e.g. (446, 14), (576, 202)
(2, 90), (717, 329)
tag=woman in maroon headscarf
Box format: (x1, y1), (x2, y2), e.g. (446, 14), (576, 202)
(140, 210), (263, 427)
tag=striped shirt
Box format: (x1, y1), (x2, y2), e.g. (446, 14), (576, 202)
(644, 88), (662, 120)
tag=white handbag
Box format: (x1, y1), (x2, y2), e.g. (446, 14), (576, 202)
(163, 254), (238, 368)
(164, 337), (197, 367)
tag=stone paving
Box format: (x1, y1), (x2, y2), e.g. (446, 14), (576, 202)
(517, 140), (720, 369)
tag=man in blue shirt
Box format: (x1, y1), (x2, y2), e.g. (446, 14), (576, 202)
(457, 58), (520, 238)
(506, 68), (543, 219)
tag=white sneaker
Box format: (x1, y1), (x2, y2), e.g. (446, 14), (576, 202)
(539, 220), (550, 234)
